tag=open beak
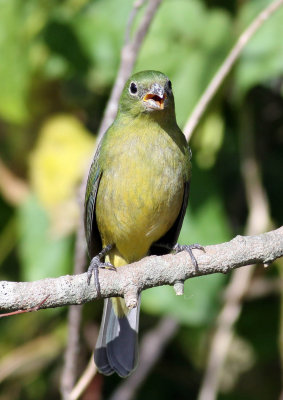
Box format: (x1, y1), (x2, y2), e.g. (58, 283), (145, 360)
(143, 93), (166, 110)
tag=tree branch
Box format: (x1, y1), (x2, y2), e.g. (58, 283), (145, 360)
(0, 228), (282, 313)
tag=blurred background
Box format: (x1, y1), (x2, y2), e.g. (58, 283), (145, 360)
(0, 0), (283, 399)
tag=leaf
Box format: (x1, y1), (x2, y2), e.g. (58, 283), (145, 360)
(235, 0), (283, 97)
(142, 273), (224, 326)
(135, 0), (233, 126)
(72, 0), (132, 86)
(0, 0), (30, 122)
(17, 195), (72, 281)
(29, 114), (95, 236)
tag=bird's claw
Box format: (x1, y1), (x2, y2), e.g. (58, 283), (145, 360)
(173, 243), (205, 270)
(102, 263), (116, 272)
(87, 252), (116, 296)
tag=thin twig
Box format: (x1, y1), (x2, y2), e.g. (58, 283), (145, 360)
(0, 332), (65, 384)
(0, 158), (29, 205)
(68, 354), (97, 400)
(0, 295), (50, 318)
(183, 0), (283, 142)
(97, 0), (163, 140)
(60, 192), (87, 399)
(124, 0), (147, 44)
(60, 306), (83, 400)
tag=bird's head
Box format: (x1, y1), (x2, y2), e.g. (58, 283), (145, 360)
(118, 70), (175, 119)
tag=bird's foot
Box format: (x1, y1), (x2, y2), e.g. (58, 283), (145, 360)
(87, 244), (115, 296)
(173, 243), (205, 270)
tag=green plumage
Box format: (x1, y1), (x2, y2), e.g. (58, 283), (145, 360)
(84, 70), (192, 377)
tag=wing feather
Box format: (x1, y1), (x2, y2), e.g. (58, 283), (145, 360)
(84, 143), (103, 258)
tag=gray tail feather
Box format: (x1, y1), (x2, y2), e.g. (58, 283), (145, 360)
(94, 297), (140, 377)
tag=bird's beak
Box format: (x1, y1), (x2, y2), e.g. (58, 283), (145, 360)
(143, 84), (167, 110)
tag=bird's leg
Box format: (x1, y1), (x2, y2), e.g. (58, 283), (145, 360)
(154, 242), (205, 271)
(87, 244), (116, 296)
(173, 243), (204, 271)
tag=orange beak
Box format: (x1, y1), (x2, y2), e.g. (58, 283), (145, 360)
(143, 93), (166, 110)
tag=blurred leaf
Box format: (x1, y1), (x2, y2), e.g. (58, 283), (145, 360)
(192, 110), (225, 169)
(142, 273), (224, 326)
(29, 114), (94, 235)
(73, 0), (132, 86)
(219, 334), (255, 393)
(0, 217), (17, 268)
(180, 195), (231, 246)
(42, 20), (91, 76)
(0, 325), (65, 384)
(0, 0), (31, 122)
(17, 195), (72, 281)
(235, 0), (283, 97)
(136, 0), (233, 126)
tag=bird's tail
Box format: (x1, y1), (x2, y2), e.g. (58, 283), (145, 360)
(94, 297), (140, 377)
(94, 250), (140, 377)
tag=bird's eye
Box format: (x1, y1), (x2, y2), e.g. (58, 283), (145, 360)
(168, 80), (172, 90)
(129, 82), (138, 95)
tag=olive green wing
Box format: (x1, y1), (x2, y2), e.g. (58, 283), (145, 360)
(150, 180), (190, 255)
(84, 142), (103, 258)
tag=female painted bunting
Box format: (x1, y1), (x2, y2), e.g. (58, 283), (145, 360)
(84, 70), (202, 377)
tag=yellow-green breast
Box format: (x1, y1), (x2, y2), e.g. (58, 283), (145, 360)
(95, 115), (190, 265)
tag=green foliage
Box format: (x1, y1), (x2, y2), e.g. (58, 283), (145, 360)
(17, 196), (72, 281)
(142, 274), (225, 326)
(0, 0), (31, 122)
(235, 1), (283, 97)
(136, 0), (233, 126)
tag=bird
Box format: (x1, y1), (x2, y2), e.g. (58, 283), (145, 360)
(84, 70), (202, 377)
